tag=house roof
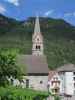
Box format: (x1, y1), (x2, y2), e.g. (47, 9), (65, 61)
(57, 64), (75, 72)
(17, 55), (49, 75)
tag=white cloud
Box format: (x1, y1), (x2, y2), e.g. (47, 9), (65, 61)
(64, 12), (75, 17)
(44, 10), (54, 17)
(5, 0), (19, 6)
(0, 5), (6, 14)
(64, 13), (72, 17)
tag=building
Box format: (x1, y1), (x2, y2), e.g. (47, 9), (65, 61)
(57, 64), (75, 95)
(48, 71), (61, 95)
(48, 64), (75, 95)
(16, 16), (49, 91)
(32, 16), (43, 56)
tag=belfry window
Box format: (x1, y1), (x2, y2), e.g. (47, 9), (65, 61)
(36, 45), (40, 50)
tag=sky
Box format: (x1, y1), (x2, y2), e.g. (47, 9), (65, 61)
(0, 0), (75, 26)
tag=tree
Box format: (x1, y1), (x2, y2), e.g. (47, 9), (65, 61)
(0, 50), (22, 86)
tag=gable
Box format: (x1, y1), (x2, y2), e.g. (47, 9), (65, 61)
(33, 33), (43, 43)
(48, 71), (61, 82)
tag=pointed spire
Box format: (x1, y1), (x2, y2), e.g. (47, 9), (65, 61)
(32, 15), (44, 56)
(34, 16), (41, 34)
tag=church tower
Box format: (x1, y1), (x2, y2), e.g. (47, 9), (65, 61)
(32, 16), (44, 56)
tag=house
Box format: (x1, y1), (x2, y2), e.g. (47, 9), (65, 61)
(57, 64), (75, 95)
(48, 64), (75, 95)
(48, 71), (61, 94)
(16, 16), (49, 91)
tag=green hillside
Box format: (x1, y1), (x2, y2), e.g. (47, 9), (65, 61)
(0, 14), (75, 69)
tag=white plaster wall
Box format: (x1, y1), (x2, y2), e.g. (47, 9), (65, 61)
(59, 73), (66, 94)
(65, 72), (74, 95)
(23, 76), (48, 91)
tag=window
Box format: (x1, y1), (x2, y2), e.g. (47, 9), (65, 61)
(74, 72), (75, 75)
(74, 77), (75, 81)
(40, 81), (43, 84)
(74, 90), (75, 94)
(51, 81), (54, 86)
(53, 77), (58, 80)
(56, 77), (58, 80)
(74, 83), (75, 88)
(36, 45), (40, 50)
(26, 79), (29, 88)
(54, 89), (59, 93)
(37, 38), (39, 41)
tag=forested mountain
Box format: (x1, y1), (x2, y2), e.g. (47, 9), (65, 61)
(0, 14), (75, 69)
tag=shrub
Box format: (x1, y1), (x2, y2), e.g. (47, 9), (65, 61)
(0, 86), (49, 100)
(54, 95), (61, 100)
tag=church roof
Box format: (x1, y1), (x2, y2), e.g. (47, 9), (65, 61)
(17, 55), (49, 75)
(33, 16), (43, 40)
(57, 64), (75, 72)
(34, 16), (41, 34)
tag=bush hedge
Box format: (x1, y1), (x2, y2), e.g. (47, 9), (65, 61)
(0, 86), (49, 100)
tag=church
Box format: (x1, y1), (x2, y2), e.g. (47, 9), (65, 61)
(16, 16), (49, 91)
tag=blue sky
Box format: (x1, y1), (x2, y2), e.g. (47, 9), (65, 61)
(0, 0), (75, 26)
